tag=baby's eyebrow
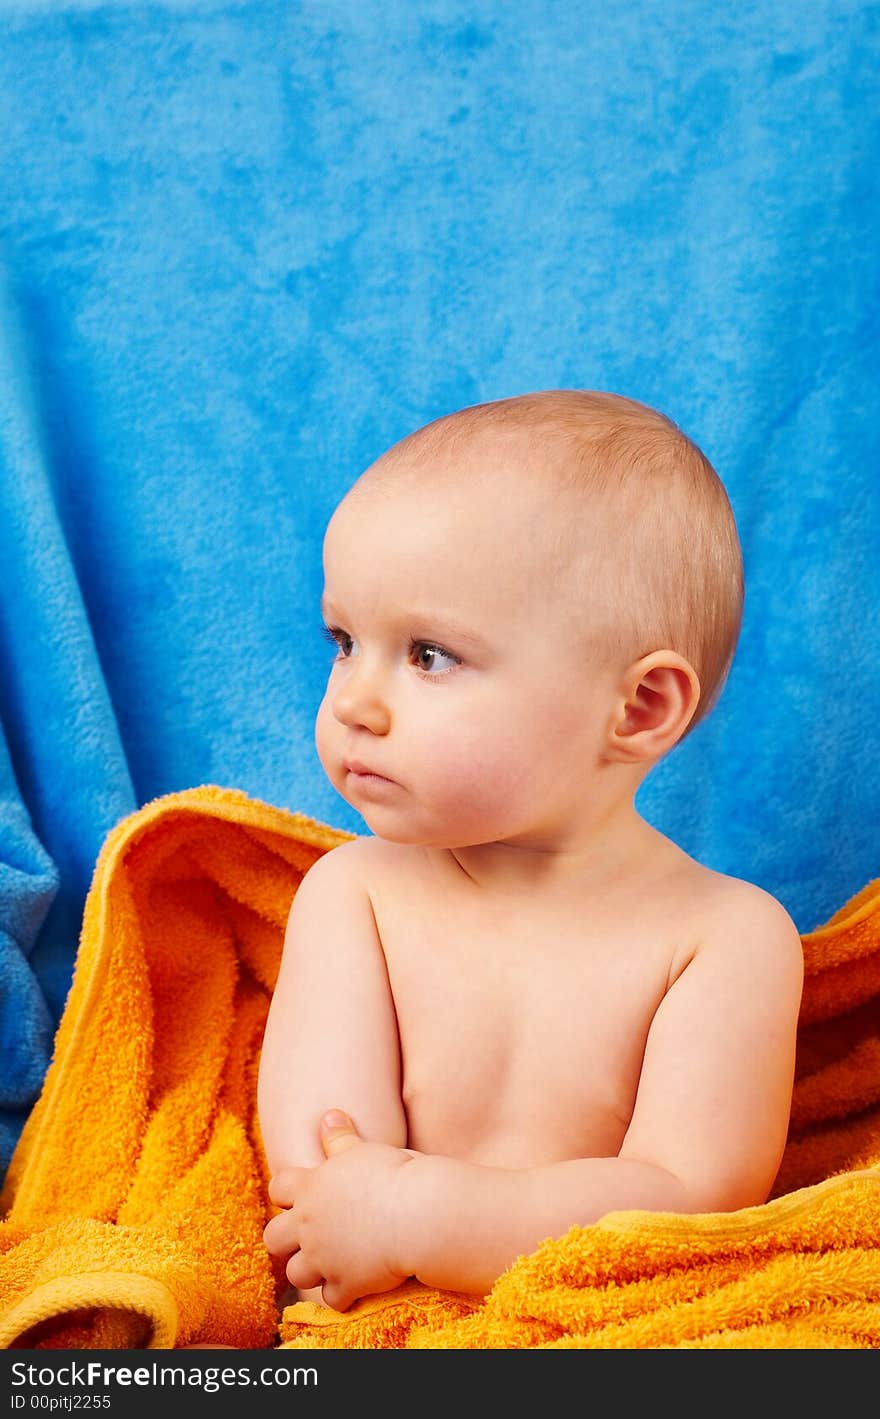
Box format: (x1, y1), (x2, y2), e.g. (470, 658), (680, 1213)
(320, 595), (489, 648)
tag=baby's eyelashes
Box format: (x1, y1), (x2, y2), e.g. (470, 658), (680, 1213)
(321, 624), (350, 653)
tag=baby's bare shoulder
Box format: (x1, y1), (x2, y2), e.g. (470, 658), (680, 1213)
(323, 834), (423, 888)
(692, 867), (798, 927)
(688, 868), (804, 982)
(299, 835), (383, 900)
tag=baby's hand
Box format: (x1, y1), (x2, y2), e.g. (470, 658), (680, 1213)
(263, 1110), (417, 1312)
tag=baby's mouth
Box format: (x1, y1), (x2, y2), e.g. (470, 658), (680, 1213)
(343, 758), (397, 785)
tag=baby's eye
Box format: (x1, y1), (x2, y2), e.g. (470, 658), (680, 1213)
(321, 625), (352, 657)
(410, 641), (459, 677)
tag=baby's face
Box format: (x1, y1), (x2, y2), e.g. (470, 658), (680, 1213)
(314, 444), (617, 848)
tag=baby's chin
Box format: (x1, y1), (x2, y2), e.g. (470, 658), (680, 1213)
(337, 778), (507, 848)
(355, 820), (438, 846)
(354, 816), (499, 851)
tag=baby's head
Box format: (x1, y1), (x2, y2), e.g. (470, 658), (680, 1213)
(315, 390), (743, 851)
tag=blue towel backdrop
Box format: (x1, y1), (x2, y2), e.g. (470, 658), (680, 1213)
(0, 1), (877, 1180)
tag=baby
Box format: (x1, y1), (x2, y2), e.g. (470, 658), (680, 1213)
(258, 389), (804, 1314)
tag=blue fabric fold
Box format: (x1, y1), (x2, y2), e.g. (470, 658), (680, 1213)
(0, 718), (56, 1174)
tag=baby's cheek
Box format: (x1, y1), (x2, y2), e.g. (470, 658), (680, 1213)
(425, 733), (528, 822)
(314, 698), (341, 779)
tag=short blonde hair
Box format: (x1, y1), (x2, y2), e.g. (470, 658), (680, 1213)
(374, 389), (744, 743)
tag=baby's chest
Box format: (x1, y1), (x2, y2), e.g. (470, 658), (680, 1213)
(381, 921), (674, 1165)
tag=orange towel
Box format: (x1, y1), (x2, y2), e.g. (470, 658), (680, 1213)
(0, 786), (352, 1349)
(1, 786), (879, 1349)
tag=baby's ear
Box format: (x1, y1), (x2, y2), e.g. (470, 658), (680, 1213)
(611, 653), (701, 761)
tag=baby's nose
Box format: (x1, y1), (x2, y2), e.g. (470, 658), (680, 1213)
(332, 661), (392, 734)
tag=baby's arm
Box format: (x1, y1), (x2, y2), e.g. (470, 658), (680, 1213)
(257, 839), (407, 1301)
(394, 887), (805, 1296)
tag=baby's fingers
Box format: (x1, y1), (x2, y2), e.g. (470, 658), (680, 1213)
(268, 1167), (308, 1206)
(285, 1252), (323, 1291)
(263, 1208), (299, 1258)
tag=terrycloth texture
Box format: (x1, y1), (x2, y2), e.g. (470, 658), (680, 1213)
(0, 786), (354, 1349)
(1, 2), (878, 1186)
(279, 1182), (880, 1349)
(1, 785), (879, 1349)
